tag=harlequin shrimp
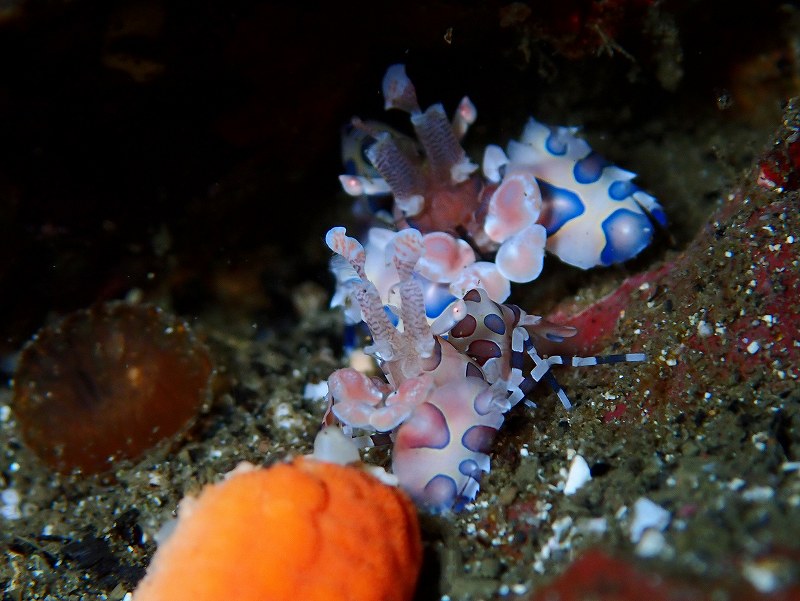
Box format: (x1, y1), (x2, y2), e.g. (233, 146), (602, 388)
(322, 226), (645, 512)
(335, 63), (667, 325)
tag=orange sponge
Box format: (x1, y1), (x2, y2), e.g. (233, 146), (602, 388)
(132, 457), (422, 601)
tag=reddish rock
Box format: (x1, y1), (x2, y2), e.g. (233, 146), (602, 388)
(528, 549), (800, 601)
(542, 99), (799, 413)
(541, 263), (673, 356)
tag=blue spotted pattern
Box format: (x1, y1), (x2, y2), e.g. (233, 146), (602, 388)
(506, 117), (666, 269)
(648, 205), (669, 227)
(608, 179), (636, 200)
(599, 208), (654, 265)
(424, 475), (458, 506)
(574, 152), (610, 184)
(538, 180), (585, 235)
(483, 312), (506, 335)
(462, 424), (496, 453)
(545, 128), (570, 155)
(420, 275), (458, 319)
(459, 458), (481, 477)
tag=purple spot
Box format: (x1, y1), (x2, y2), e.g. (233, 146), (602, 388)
(465, 362), (485, 380)
(511, 350), (524, 370)
(421, 338), (443, 372)
(483, 312), (505, 335)
(459, 459), (482, 479)
(574, 152), (609, 184)
(599, 208), (653, 265)
(609, 180), (635, 200)
(466, 339), (501, 364)
(463, 289), (483, 303)
(538, 180), (585, 235)
(545, 128), (568, 155)
(398, 402), (450, 449)
(451, 314), (477, 338)
(462, 425), (497, 454)
(422, 475), (458, 510)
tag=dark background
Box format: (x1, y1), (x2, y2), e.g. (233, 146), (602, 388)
(0, 0), (794, 354)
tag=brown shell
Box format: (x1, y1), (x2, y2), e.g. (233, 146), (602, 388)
(12, 301), (214, 474)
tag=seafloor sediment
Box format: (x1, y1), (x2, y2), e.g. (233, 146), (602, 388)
(1, 2), (799, 599)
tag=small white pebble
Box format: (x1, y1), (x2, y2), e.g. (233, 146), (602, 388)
(563, 455), (591, 496)
(552, 516), (574, 538)
(728, 477), (746, 491)
(747, 340), (761, 354)
(635, 529), (667, 557)
(1, 488), (22, 521)
(312, 427), (360, 465)
(742, 562), (781, 593)
(629, 497), (671, 543)
(273, 402), (304, 430)
(348, 349), (375, 373)
(302, 381), (329, 400)
(742, 486), (774, 502)
(752, 431), (769, 451)
(577, 517), (608, 535)
(696, 321), (713, 337)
